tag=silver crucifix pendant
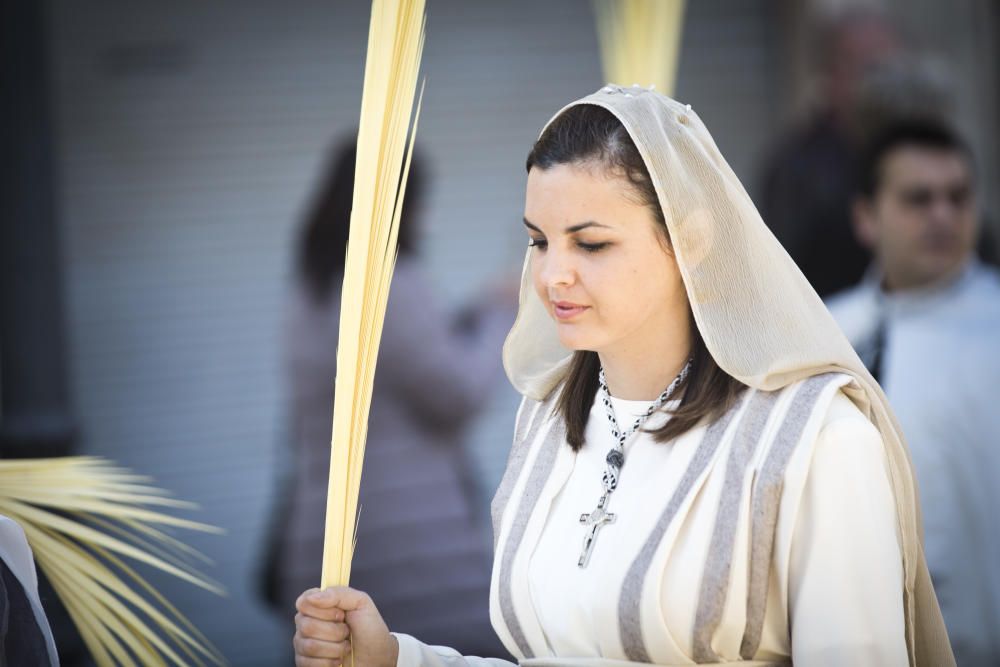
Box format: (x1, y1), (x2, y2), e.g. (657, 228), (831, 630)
(578, 492), (616, 568)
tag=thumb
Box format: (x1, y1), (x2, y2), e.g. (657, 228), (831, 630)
(295, 586), (368, 622)
(307, 586), (370, 610)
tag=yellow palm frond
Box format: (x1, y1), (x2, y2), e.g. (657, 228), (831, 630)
(322, 0), (426, 589)
(594, 0), (687, 95)
(0, 456), (226, 667)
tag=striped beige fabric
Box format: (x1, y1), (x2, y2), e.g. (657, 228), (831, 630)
(489, 372), (858, 664)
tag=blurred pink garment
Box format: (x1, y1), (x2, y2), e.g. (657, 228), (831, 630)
(272, 256), (513, 656)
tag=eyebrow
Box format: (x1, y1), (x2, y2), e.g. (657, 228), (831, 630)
(522, 218), (611, 233)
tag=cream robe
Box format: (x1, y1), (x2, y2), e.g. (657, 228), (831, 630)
(395, 373), (908, 666)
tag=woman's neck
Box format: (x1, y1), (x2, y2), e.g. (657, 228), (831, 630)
(597, 331), (692, 401)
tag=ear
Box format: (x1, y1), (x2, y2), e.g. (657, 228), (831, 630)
(852, 195), (878, 251)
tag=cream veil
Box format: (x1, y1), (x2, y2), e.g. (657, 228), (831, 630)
(502, 85), (954, 667)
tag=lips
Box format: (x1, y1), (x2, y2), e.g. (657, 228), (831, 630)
(552, 300), (589, 320)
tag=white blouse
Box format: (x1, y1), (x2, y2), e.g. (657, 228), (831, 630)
(528, 395), (680, 656)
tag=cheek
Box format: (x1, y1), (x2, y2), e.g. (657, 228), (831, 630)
(590, 250), (670, 324)
(875, 213), (914, 253)
(958, 211), (979, 243)
(643, 249), (685, 308)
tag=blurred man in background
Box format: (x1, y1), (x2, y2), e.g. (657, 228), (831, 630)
(759, 8), (902, 297)
(826, 121), (1000, 666)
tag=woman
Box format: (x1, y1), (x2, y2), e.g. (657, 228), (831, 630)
(292, 88), (955, 666)
(265, 140), (513, 657)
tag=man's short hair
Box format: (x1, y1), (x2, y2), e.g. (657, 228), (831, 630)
(858, 120), (974, 198)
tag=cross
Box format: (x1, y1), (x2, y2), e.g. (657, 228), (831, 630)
(578, 493), (616, 568)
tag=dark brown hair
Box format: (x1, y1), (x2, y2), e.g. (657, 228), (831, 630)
(297, 138), (424, 303)
(858, 119), (974, 198)
(526, 104), (746, 450)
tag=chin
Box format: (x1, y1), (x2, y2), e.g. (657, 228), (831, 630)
(555, 329), (592, 351)
(555, 326), (608, 353)
(919, 254), (965, 283)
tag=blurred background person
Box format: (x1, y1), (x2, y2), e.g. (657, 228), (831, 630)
(850, 53), (999, 266)
(758, 5), (998, 297)
(826, 120), (1000, 666)
(759, 8), (903, 297)
(258, 139), (515, 658)
(0, 516), (59, 666)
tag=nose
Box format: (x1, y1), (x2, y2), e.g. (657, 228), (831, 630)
(536, 245), (576, 289)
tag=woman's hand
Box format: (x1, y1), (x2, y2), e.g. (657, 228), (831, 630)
(294, 586), (399, 667)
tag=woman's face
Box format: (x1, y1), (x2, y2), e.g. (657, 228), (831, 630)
(523, 162), (688, 355)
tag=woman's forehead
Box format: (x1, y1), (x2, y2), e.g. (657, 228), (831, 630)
(525, 164), (648, 227)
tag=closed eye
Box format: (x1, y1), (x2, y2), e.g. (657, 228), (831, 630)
(528, 237), (548, 250)
(578, 241), (610, 253)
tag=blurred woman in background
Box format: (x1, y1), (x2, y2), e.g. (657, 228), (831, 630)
(262, 138), (514, 658)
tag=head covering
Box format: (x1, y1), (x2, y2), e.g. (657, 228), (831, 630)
(502, 85), (954, 667)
